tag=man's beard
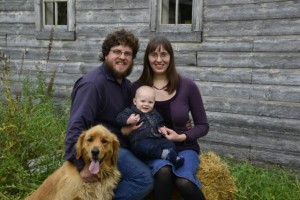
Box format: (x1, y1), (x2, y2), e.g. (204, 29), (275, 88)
(105, 60), (133, 79)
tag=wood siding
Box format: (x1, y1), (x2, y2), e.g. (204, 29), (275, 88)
(0, 0), (299, 170)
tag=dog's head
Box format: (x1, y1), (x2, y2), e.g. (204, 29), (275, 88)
(75, 125), (119, 174)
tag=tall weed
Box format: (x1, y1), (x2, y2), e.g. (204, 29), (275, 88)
(0, 53), (67, 198)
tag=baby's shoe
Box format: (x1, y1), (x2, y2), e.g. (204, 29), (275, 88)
(175, 156), (185, 168)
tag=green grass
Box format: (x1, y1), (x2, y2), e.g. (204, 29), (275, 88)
(0, 54), (299, 200)
(227, 160), (300, 200)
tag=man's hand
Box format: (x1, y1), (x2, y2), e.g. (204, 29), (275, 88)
(80, 165), (98, 183)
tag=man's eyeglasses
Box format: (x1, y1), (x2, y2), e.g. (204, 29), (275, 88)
(149, 51), (170, 60)
(110, 49), (133, 57)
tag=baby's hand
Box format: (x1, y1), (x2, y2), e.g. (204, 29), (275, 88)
(127, 114), (140, 125)
(158, 126), (168, 135)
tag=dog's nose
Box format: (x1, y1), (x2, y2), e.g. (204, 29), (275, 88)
(91, 147), (100, 157)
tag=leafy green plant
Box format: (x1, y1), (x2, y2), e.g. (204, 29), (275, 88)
(0, 52), (67, 199)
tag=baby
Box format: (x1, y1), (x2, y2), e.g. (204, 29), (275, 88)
(116, 85), (184, 168)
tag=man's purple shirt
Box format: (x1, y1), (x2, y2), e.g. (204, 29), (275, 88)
(64, 64), (130, 170)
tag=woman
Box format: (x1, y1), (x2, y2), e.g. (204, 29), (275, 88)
(130, 36), (209, 200)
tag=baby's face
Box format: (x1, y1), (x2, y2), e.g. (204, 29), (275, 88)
(134, 94), (155, 113)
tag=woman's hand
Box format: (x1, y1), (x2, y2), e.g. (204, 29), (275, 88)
(163, 127), (186, 142)
(158, 126), (168, 135)
(127, 114), (140, 125)
(121, 122), (143, 136)
(186, 118), (193, 129)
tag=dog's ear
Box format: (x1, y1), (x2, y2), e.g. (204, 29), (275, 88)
(111, 137), (120, 166)
(75, 131), (86, 159)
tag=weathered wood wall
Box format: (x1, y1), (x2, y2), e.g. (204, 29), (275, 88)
(0, 0), (299, 170)
(198, 0), (300, 170)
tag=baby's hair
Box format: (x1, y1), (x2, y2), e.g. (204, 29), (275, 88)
(135, 85), (155, 98)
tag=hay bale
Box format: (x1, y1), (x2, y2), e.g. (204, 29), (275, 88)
(198, 151), (238, 200)
(144, 151), (238, 200)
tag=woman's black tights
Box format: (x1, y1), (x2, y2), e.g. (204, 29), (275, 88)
(175, 177), (206, 200)
(154, 166), (206, 200)
(154, 166), (173, 200)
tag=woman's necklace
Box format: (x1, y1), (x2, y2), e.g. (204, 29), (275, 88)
(153, 77), (168, 90)
(152, 85), (167, 90)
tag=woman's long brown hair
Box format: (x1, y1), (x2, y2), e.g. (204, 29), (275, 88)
(137, 36), (180, 94)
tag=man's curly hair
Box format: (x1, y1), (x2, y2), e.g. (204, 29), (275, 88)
(99, 29), (139, 62)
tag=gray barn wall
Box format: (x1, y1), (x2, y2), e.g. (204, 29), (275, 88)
(0, 0), (299, 170)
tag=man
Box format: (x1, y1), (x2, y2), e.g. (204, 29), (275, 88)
(64, 29), (153, 200)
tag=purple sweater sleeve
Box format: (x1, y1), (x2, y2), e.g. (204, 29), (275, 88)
(65, 82), (100, 170)
(116, 107), (132, 126)
(183, 79), (209, 142)
(166, 77), (209, 145)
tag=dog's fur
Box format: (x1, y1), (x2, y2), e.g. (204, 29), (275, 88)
(26, 125), (121, 200)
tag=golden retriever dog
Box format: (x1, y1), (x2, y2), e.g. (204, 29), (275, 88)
(26, 125), (121, 200)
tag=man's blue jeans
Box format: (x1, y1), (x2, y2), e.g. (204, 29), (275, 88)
(113, 148), (154, 200)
